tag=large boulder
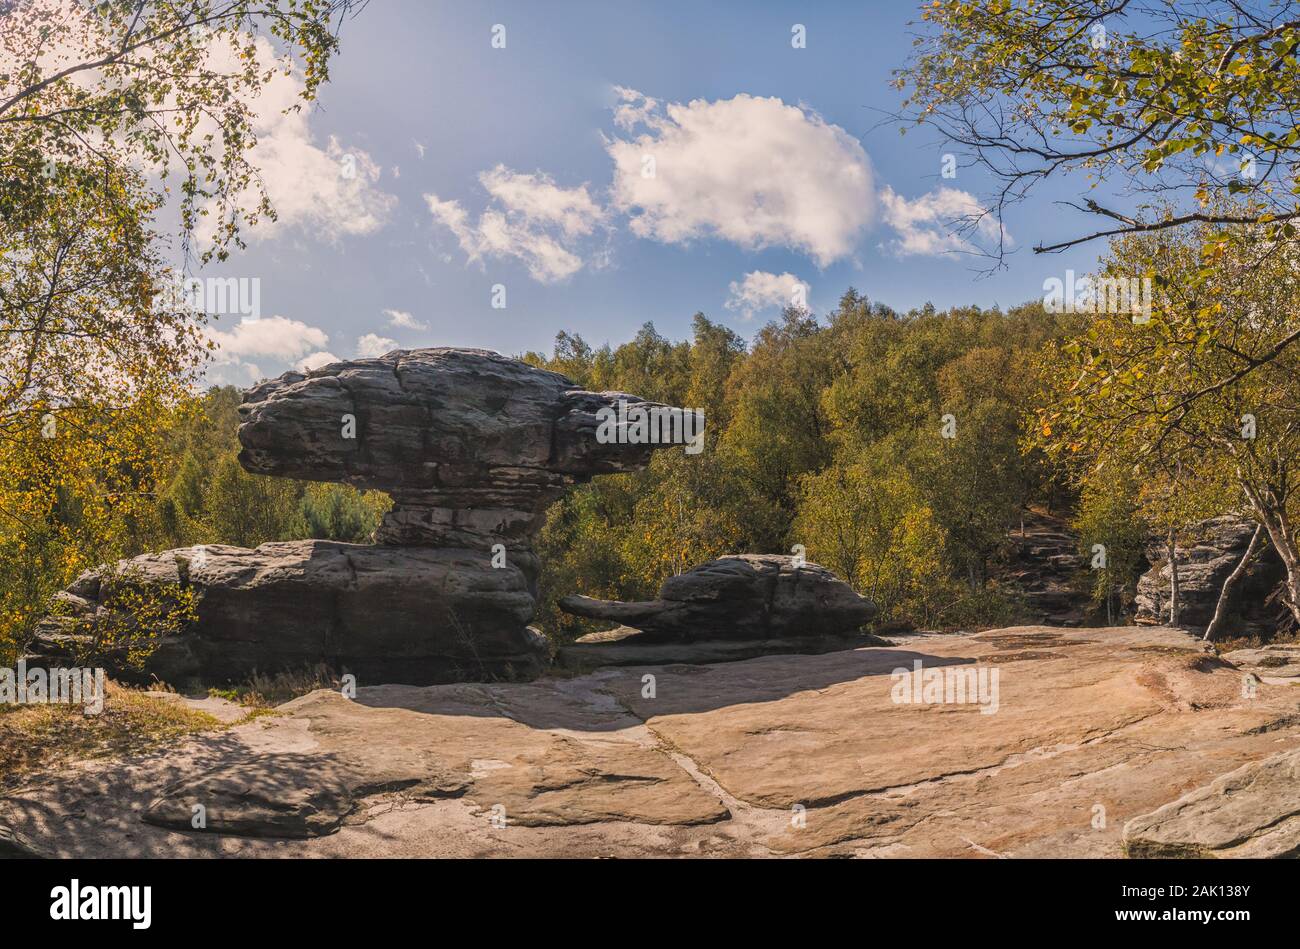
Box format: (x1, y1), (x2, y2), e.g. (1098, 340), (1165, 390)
(559, 554), (876, 643)
(1134, 515), (1285, 633)
(35, 349), (697, 685)
(37, 542), (544, 684)
(238, 348), (699, 549)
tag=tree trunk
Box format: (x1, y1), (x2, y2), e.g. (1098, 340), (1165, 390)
(1204, 523), (1264, 642)
(1242, 484), (1300, 628)
(1258, 514), (1300, 627)
(1167, 527), (1180, 627)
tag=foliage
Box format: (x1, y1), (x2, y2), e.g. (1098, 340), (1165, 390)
(897, 0), (1300, 259)
(1032, 215), (1300, 623)
(0, 1), (359, 663)
(1073, 462), (1147, 621)
(529, 295), (1074, 639)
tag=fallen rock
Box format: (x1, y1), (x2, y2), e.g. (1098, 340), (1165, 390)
(559, 554), (876, 643)
(1123, 748), (1300, 858)
(1134, 515), (1284, 633)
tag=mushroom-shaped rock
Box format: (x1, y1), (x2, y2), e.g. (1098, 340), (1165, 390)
(560, 555), (876, 642)
(35, 349), (701, 685)
(238, 348), (702, 548)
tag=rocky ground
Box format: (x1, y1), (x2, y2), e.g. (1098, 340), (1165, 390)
(1000, 511), (1093, 626)
(4, 624), (1300, 858)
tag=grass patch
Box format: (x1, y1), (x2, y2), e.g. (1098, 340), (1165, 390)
(0, 681), (226, 792)
(208, 662), (340, 708)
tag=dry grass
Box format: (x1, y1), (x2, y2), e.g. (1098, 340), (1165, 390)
(208, 662), (341, 708)
(0, 681), (226, 791)
(1214, 631), (1300, 653)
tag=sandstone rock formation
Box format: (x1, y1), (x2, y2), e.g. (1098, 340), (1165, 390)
(1134, 515), (1285, 633)
(1123, 748), (1300, 858)
(238, 348), (693, 558)
(559, 554), (876, 645)
(9, 625), (1300, 858)
(1220, 644), (1300, 681)
(35, 349), (695, 684)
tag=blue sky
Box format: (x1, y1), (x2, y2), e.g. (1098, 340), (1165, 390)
(197, 0), (1104, 385)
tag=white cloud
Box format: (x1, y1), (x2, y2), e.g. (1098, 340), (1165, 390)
(384, 309), (428, 331)
(207, 315), (329, 361)
(296, 351), (340, 372)
(1, 9), (395, 248)
(425, 164), (607, 283)
(725, 271), (810, 319)
(878, 186), (1009, 257)
(612, 85), (660, 131)
(204, 315), (330, 385)
(357, 333), (398, 358)
(196, 36), (397, 246)
(606, 90), (875, 267)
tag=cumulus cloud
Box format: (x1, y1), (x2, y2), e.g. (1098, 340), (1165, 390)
(296, 351), (340, 372)
(356, 333), (398, 358)
(612, 85), (660, 131)
(606, 90), (874, 267)
(207, 315), (329, 361)
(196, 36), (397, 246)
(878, 186), (1009, 258)
(384, 308), (428, 331)
(425, 165), (607, 283)
(725, 271), (810, 319)
(204, 315), (330, 385)
(3, 7), (395, 248)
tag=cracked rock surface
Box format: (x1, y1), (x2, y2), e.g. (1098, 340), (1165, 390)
(7, 625), (1300, 857)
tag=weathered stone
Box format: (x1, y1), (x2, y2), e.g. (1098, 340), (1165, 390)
(557, 625), (891, 670)
(1123, 749), (1300, 858)
(37, 349), (692, 684)
(1221, 644), (1300, 680)
(38, 541), (545, 685)
(143, 754), (359, 838)
(237, 348), (696, 548)
(559, 554), (876, 643)
(10, 625), (1300, 858)
(1134, 515), (1284, 632)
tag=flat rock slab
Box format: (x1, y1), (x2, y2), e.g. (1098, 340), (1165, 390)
(1123, 749), (1300, 858)
(4, 625), (1300, 857)
(1222, 645), (1300, 680)
(143, 753), (362, 838)
(556, 627), (889, 670)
